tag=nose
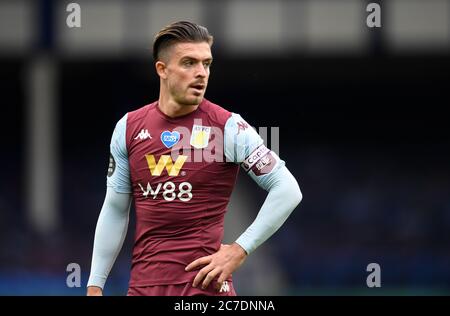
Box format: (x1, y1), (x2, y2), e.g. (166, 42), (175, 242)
(195, 63), (208, 78)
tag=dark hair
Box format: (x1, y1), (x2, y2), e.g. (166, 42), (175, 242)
(153, 21), (213, 61)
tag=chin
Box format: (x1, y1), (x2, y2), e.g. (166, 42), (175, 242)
(184, 96), (203, 106)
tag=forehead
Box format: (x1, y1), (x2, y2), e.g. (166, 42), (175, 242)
(170, 42), (212, 60)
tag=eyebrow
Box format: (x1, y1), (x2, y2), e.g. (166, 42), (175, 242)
(181, 56), (213, 62)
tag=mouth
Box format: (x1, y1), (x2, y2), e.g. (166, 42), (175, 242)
(190, 83), (205, 91)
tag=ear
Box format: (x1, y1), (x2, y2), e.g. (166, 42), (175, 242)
(155, 61), (167, 79)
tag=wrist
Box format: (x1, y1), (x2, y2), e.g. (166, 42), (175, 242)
(232, 242), (248, 258)
(87, 286), (103, 296)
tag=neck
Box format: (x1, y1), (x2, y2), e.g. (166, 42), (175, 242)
(158, 92), (199, 118)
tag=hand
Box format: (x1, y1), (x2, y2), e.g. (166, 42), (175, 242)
(87, 286), (103, 296)
(185, 243), (247, 290)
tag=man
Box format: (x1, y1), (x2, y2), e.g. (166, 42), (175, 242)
(87, 21), (302, 296)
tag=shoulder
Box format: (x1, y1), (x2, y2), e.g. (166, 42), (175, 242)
(126, 101), (157, 126)
(112, 102), (156, 147)
(224, 112), (256, 137)
(199, 98), (232, 126)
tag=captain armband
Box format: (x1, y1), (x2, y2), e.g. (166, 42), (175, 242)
(241, 145), (278, 176)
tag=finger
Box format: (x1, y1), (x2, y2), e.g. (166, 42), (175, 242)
(217, 271), (228, 286)
(214, 271), (229, 291)
(185, 255), (212, 271)
(192, 264), (214, 288)
(202, 268), (221, 289)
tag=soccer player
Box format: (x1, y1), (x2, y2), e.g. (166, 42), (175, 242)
(87, 21), (302, 296)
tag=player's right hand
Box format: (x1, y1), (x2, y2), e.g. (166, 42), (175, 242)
(86, 286), (103, 296)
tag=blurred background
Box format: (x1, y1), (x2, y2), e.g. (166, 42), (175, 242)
(1, 0), (450, 295)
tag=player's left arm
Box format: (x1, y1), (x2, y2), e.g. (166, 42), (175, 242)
(185, 113), (302, 289)
(234, 154), (302, 254)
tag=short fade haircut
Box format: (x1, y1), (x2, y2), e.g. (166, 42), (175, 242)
(153, 21), (213, 61)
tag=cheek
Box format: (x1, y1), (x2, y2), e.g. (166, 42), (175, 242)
(172, 70), (187, 81)
(169, 72), (184, 87)
(168, 68), (193, 91)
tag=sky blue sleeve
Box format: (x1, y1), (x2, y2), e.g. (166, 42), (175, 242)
(235, 166), (302, 254)
(107, 114), (132, 194)
(224, 113), (302, 254)
(224, 113), (263, 163)
(87, 187), (132, 289)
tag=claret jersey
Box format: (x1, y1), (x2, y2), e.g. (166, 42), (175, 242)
(107, 98), (283, 287)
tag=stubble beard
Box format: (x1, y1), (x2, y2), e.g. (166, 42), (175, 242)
(175, 89), (205, 106)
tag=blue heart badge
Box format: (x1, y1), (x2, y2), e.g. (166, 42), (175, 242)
(160, 130), (180, 148)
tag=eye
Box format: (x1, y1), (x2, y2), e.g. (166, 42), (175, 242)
(183, 59), (194, 66)
(203, 61), (212, 68)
